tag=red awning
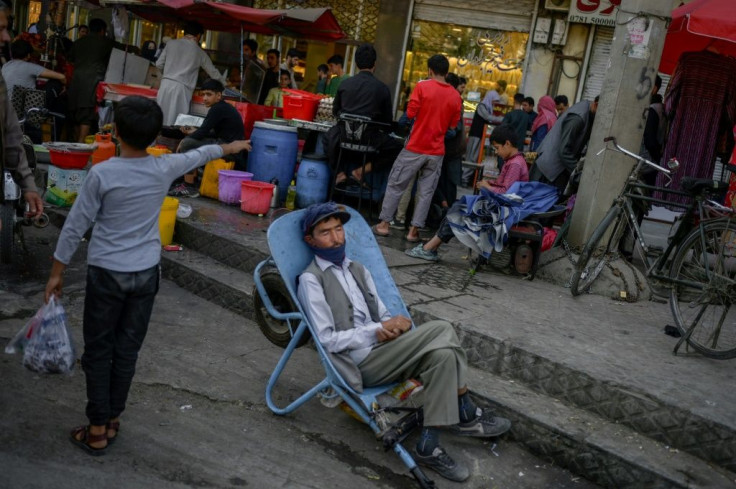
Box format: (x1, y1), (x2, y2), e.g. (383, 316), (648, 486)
(129, 1), (345, 41)
(660, 0), (736, 74)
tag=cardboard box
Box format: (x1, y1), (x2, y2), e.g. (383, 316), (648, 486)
(47, 164), (87, 193)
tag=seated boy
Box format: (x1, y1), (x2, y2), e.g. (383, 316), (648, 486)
(263, 69), (291, 108)
(172, 78), (247, 196)
(44, 95), (251, 456)
(406, 124), (529, 262)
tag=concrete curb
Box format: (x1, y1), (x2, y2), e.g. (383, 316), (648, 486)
(156, 244), (736, 488)
(46, 201), (736, 487)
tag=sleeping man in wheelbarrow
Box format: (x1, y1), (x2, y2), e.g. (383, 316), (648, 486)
(297, 202), (511, 483)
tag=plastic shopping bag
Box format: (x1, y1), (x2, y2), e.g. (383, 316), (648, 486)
(5, 296), (76, 374)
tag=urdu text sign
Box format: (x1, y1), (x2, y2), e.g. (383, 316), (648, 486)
(567, 0), (621, 27)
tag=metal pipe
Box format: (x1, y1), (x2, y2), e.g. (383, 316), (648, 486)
(520, 0), (539, 95)
(239, 23), (244, 102)
(393, 0), (416, 116)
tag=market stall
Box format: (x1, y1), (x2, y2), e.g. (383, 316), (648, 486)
(99, 1), (344, 125)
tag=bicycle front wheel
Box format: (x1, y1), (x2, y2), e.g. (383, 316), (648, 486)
(570, 205), (627, 296)
(669, 220), (736, 359)
(1, 203), (16, 265)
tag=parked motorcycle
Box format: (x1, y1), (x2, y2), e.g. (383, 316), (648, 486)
(1, 139), (49, 264)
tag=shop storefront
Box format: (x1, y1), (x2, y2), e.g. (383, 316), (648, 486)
(253, 0), (382, 92)
(401, 0), (535, 111)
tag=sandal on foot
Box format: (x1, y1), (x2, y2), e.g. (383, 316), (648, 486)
(69, 425), (108, 456)
(372, 225), (390, 237)
(405, 234), (422, 243)
(106, 420), (120, 445)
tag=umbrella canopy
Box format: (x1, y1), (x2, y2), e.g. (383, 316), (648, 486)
(660, 0), (736, 74)
(129, 0), (345, 41)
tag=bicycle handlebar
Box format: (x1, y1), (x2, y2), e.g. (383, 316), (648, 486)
(600, 136), (673, 176)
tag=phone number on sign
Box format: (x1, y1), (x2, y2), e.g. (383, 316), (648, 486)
(568, 15), (616, 26)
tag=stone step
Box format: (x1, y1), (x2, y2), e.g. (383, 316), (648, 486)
(171, 199), (736, 476)
(48, 198), (736, 478)
(172, 199), (271, 276)
(408, 304), (736, 477)
(160, 246), (256, 318)
(467, 367), (736, 489)
(160, 240), (736, 488)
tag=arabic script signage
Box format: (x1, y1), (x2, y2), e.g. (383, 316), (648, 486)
(568, 0), (621, 26)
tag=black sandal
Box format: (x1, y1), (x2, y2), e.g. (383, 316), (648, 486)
(69, 425), (108, 456)
(106, 420), (120, 445)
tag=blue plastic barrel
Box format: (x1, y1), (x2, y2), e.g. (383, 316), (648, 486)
(296, 155), (330, 208)
(248, 121), (298, 203)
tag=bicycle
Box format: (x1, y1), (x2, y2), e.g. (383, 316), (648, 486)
(570, 137), (736, 359)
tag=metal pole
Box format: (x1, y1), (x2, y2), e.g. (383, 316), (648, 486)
(392, 0), (415, 116)
(519, 0), (539, 95)
(239, 23), (244, 102)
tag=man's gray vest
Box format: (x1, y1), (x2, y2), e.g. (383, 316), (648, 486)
(534, 99), (592, 182)
(303, 259), (381, 392)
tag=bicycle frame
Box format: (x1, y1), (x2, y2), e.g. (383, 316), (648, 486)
(600, 138), (734, 290)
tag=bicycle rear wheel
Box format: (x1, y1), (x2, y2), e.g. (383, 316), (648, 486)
(669, 220), (736, 359)
(570, 205), (627, 296)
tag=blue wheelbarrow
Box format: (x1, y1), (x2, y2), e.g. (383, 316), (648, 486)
(253, 205), (437, 488)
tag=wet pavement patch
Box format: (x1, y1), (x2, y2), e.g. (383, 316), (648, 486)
(407, 263), (495, 293)
(303, 430), (413, 486)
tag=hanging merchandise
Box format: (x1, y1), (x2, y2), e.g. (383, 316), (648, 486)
(112, 6), (130, 42)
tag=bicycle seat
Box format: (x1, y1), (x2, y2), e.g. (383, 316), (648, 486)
(527, 204), (566, 219)
(680, 177), (728, 198)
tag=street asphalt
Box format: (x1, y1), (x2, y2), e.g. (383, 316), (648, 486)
(0, 223), (600, 489)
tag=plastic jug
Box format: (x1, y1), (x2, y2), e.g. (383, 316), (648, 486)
(285, 180), (297, 210)
(270, 178), (279, 208)
(91, 133), (116, 165)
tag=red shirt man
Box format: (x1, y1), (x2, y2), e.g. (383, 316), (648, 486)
(374, 54), (461, 241)
(405, 78), (461, 155)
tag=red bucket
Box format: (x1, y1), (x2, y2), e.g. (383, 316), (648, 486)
(282, 89), (321, 121)
(241, 180), (275, 215)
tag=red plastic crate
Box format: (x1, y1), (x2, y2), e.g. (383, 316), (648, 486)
(227, 101), (283, 139)
(282, 89), (322, 121)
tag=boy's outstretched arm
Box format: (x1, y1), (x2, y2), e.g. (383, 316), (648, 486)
(220, 140), (252, 155)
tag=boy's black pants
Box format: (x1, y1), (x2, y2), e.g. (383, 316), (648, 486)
(82, 264), (159, 425)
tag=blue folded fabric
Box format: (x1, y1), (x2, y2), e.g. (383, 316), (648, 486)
(446, 181), (558, 257)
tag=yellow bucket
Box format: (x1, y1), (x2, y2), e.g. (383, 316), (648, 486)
(147, 146), (172, 157)
(158, 196), (179, 246)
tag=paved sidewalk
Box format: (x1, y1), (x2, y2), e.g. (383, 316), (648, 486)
(185, 199), (736, 431)
(0, 225), (599, 489)
(37, 197), (736, 487)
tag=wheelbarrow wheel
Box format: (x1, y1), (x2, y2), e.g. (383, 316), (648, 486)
(253, 266), (311, 348)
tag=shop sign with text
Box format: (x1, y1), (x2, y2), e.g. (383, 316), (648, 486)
(568, 0), (621, 27)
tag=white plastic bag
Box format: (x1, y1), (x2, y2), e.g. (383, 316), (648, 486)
(5, 296), (76, 374)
